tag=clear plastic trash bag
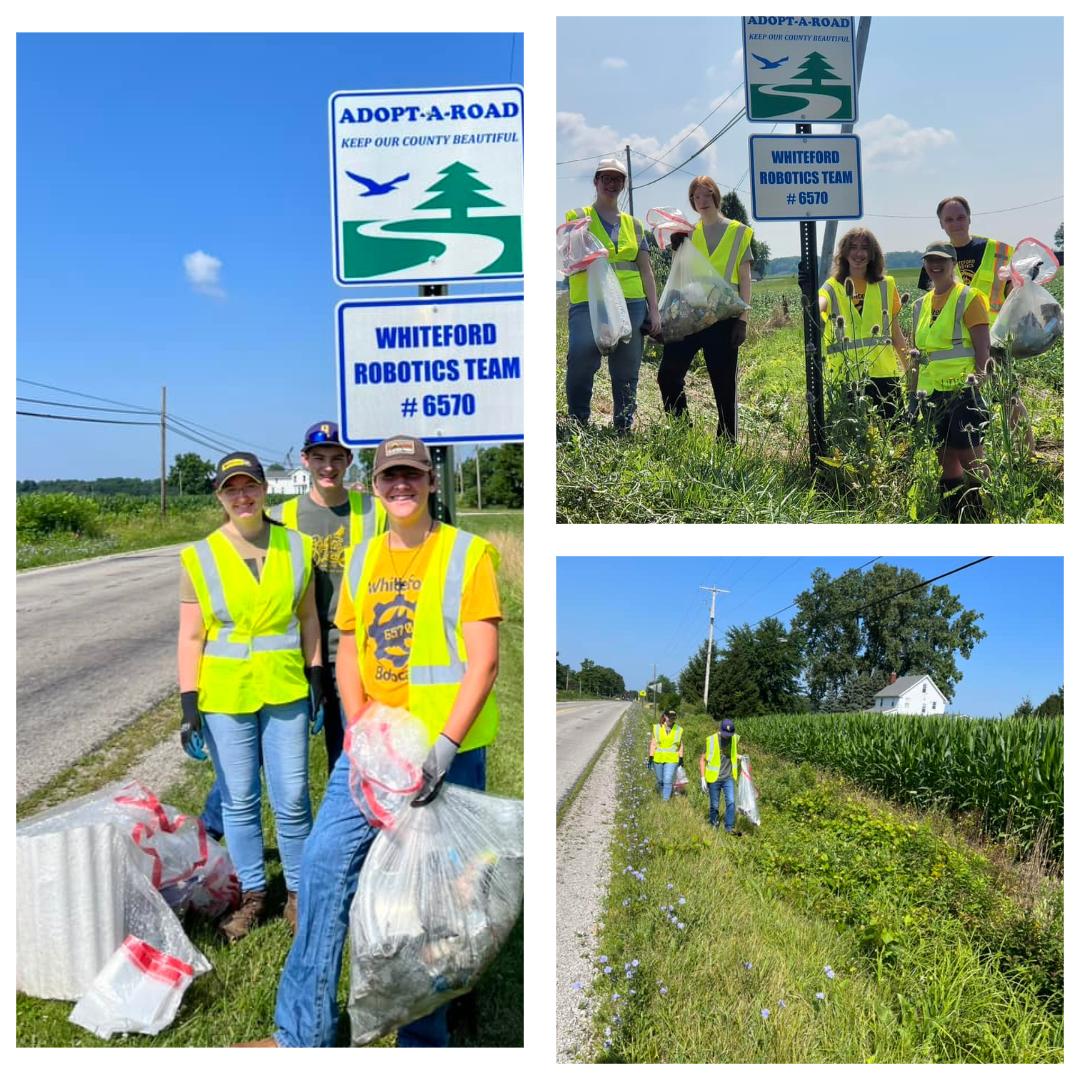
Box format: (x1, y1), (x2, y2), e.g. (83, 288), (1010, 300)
(556, 217), (608, 278)
(990, 237), (1063, 359)
(673, 764), (689, 794)
(646, 206), (694, 252)
(347, 784), (524, 1045)
(736, 755), (761, 826)
(556, 217), (632, 354)
(68, 935), (195, 1038)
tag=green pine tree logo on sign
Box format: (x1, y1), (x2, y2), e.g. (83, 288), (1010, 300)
(749, 50), (852, 120)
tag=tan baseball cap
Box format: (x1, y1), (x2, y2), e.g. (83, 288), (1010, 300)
(594, 156), (628, 178)
(372, 435), (433, 477)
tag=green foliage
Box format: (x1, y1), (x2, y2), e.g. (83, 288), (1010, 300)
(459, 444), (523, 509)
(168, 452), (215, 495)
(574, 657), (626, 697)
(16, 492), (102, 537)
(1033, 686), (1062, 717)
(1053, 222), (1062, 248)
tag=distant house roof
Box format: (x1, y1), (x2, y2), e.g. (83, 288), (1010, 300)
(874, 674), (932, 698)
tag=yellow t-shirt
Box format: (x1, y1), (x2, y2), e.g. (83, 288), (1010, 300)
(335, 528), (502, 709)
(927, 285), (989, 330)
(845, 275), (901, 319)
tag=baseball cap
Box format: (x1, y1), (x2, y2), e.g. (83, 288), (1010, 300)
(720, 719), (736, 735)
(302, 420), (348, 452)
(921, 241), (957, 261)
(214, 452), (265, 490)
(372, 434), (433, 478)
(594, 156), (628, 179)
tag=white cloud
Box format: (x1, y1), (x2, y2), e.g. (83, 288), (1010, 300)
(183, 250), (226, 299)
(731, 47), (743, 68)
(601, 56), (628, 69)
(858, 114), (956, 172)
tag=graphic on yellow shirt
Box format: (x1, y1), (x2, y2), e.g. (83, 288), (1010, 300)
(370, 591), (416, 673)
(311, 526), (347, 574)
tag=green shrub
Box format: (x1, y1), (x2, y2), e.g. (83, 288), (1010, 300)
(16, 492), (102, 537)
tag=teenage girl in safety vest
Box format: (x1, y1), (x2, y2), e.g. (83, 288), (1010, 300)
(648, 711), (683, 801)
(178, 452), (321, 942)
(657, 175), (753, 439)
(910, 242), (992, 522)
(564, 156), (660, 432)
(818, 227), (909, 419)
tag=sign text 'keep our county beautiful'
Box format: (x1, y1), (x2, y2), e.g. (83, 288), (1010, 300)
(329, 85), (524, 286)
(336, 295), (523, 446)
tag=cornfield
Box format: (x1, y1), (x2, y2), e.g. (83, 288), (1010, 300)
(736, 712), (1063, 858)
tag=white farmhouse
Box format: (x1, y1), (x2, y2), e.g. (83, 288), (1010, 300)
(869, 673), (949, 716)
(265, 466), (309, 496)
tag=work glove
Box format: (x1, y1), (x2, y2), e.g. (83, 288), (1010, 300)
(305, 666), (325, 736)
(180, 691), (208, 762)
(412, 733), (460, 806)
(730, 320), (748, 348)
(700, 777), (708, 794)
(670, 231), (688, 251)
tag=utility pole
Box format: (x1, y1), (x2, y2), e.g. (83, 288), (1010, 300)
(625, 144), (634, 217)
(700, 585), (730, 708)
(159, 385), (167, 516)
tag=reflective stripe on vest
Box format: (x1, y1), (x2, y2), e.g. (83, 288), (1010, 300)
(279, 490), (384, 546)
(913, 285), (977, 392)
(691, 220), (752, 285)
(820, 277), (899, 378)
(565, 206), (645, 303)
(704, 732), (739, 783)
(654, 724), (682, 763)
(969, 237), (1012, 320)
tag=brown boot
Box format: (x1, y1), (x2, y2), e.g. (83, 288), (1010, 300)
(284, 890), (298, 935)
(219, 890), (266, 943)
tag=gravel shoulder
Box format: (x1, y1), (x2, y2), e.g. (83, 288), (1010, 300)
(555, 733), (619, 1062)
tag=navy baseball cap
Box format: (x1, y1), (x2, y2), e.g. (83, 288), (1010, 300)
(720, 719), (736, 735)
(302, 420), (348, 452)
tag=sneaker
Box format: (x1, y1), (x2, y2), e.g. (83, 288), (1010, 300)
(284, 890), (298, 935)
(219, 890), (266, 942)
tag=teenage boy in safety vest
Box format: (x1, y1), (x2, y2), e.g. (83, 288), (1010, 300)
(260, 434), (502, 1048)
(649, 711), (683, 801)
(699, 718), (740, 832)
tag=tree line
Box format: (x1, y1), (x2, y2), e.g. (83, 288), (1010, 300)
(556, 656), (626, 698)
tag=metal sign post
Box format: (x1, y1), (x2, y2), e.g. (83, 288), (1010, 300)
(795, 130), (826, 472)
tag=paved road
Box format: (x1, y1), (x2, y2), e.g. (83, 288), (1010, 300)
(16, 544), (186, 800)
(555, 699), (629, 809)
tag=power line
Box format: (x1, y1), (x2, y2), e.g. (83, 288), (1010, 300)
(752, 558), (880, 628)
(861, 195), (1062, 221)
(15, 377), (156, 413)
(165, 421), (235, 457)
(17, 396), (155, 415)
(166, 411), (288, 459)
(634, 108), (747, 192)
(17, 410), (157, 426)
(555, 149), (624, 166)
(831, 557), (993, 622)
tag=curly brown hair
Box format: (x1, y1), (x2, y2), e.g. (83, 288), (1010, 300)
(831, 227), (886, 283)
(688, 175), (721, 210)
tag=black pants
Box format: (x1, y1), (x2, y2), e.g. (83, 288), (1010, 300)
(658, 318), (740, 439)
(845, 376), (901, 420)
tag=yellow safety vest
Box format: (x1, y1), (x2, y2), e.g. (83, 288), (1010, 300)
(690, 219), (753, 286)
(565, 205), (645, 304)
(181, 525), (313, 714)
(277, 489), (387, 546)
(912, 284), (978, 393)
(968, 237), (1013, 324)
(819, 276), (901, 380)
(704, 732), (740, 783)
(654, 723), (682, 764)
(344, 524), (500, 751)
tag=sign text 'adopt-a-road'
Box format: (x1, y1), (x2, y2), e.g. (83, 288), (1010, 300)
(329, 85), (524, 285)
(336, 296), (523, 446)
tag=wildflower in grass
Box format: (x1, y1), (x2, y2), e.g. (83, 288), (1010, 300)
(604, 1026), (611, 1037)
(824, 965), (835, 980)
(677, 921), (686, 930)
(667, 882), (674, 890)
(778, 999), (786, 1009)
(678, 896), (686, 905)
(632, 959), (640, 967)
(622, 898), (630, 907)
(761, 1008), (771, 1020)
(570, 981), (583, 991)
(612, 992), (620, 1002)
(659, 986), (669, 995)
(604, 1040), (612, 1050)
(604, 966), (612, 974)
(629, 989), (636, 996)
(743, 961), (752, 971)
(599, 955), (608, 963)
(816, 992), (826, 1001)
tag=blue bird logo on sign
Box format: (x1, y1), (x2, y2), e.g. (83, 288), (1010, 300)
(752, 53), (789, 70)
(345, 171), (411, 196)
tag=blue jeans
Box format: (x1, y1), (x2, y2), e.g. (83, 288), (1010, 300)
(566, 298), (648, 430)
(274, 746), (487, 1047)
(708, 776), (736, 831)
(202, 700), (312, 893)
(655, 760), (677, 800)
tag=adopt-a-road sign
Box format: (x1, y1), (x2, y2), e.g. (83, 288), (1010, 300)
(742, 17), (857, 123)
(336, 294), (523, 446)
(749, 135), (862, 221)
(329, 85), (523, 286)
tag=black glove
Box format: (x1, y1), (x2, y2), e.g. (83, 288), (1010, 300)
(180, 691), (208, 761)
(730, 320), (748, 348)
(305, 665), (325, 735)
(671, 231), (688, 251)
(412, 734), (460, 806)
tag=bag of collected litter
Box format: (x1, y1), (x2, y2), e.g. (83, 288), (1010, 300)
(673, 764), (689, 794)
(736, 755), (761, 826)
(990, 237), (1063, 359)
(556, 217), (632, 354)
(68, 935), (195, 1038)
(646, 207), (749, 342)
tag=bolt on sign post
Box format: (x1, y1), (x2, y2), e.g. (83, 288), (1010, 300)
(742, 16), (858, 472)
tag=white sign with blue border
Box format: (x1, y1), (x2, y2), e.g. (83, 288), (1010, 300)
(329, 85), (524, 287)
(749, 134), (862, 221)
(336, 294), (523, 446)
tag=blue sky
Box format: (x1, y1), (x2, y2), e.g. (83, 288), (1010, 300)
(556, 556), (1063, 717)
(16, 32), (523, 479)
(557, 16), (1064, 259)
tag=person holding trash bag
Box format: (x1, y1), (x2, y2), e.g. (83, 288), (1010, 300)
(657, 175), (753, 439)
(910, 242), (993, 522)
(564, 156), (660, 432)
(699, 718), (740, 832)
(648, 710), (683, 801)
(918, 195), (1034, 454)
(818, 227), (909, 419)
(262, 433), (502, 1048)
(178, 452), (320, 942)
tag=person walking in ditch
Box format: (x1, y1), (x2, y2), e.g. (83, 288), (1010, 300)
(257, 434), (503, 1047)
(177, 452), (320, 941)
(657, 175), (754, 440)
(910, 241), (992, 522)
(918, 194), (1035, 455)
(564, 156), (660, 433)
(818, 227), (909, 419)
(699, 718), (740, 832)
(649, 710), (683, 801)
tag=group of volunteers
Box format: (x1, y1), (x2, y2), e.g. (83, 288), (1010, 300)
(177, 420), (502, 1048)
(563, 154), (1031, 520)
(648, 711), (742, 832)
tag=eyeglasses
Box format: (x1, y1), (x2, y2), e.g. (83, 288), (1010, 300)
(596, 173), (625, 186)
(219, 482), (263, 499)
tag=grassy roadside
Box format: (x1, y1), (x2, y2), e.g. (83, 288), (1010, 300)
(574, 713), (1062, 1063)
(16, 512), (524, 1047)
